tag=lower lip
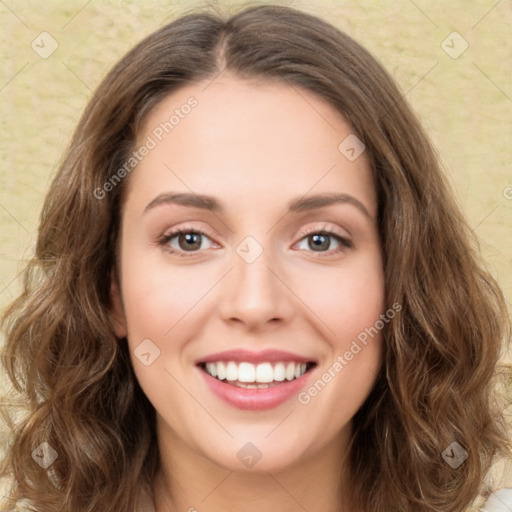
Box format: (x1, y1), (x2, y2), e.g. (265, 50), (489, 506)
(198, 367), (314, 410)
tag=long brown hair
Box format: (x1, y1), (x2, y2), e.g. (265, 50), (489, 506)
(1, 4), (510, 511)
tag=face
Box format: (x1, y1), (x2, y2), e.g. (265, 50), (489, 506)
(111, 74), (385, 474)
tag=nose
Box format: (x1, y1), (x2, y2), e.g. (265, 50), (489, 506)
(217, 242), (294, 331)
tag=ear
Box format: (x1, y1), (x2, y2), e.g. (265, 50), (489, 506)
(109, 271), (128, 339)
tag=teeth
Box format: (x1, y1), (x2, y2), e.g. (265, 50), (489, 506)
(203, 361), (310, 383)
(295, 363), (307, 379)
(226, 361), (238, 381)
(256, 362), (274, 383)
(206, 362), (217, 378)
(285, 362), (295, 380)
(236, 382), (270, 389)
(274, 362), (285, 381)
(238, 362), (256, 382)
(216, 361), (226, 381)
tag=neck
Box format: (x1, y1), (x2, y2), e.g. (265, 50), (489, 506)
(152, 420), (355, 512)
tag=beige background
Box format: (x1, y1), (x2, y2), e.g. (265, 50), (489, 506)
(0, 0), (511, 499)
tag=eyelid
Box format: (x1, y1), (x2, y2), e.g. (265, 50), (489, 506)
(160, 223), (218, 242)
(294, 223), (350, 242)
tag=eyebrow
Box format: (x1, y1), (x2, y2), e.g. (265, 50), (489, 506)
(143, 191), (372, 219)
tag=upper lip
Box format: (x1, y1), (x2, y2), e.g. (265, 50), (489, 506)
(197, 349), (315, 365)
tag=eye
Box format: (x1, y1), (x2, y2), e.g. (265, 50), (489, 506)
(157, 227), (217, 256)
(157, 225), (352, 258)
(295, 228), (352, 256)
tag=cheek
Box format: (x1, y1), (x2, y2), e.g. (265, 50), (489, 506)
(118, 258), (206, 408)
(120, 254), (216, 339)
(119, 254), (221, 399)
(296, 254), (385, 343)
(294, 252), (385, 409)
(301, 343), (382, 438)
(297, 270), (384, 431)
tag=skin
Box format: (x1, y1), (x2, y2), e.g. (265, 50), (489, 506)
(111, 74), (385, 512)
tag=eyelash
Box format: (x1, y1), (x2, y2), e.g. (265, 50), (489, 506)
(157, 224), (353, 258)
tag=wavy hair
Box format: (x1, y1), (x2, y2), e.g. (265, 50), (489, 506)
(1, 4), (510, 511)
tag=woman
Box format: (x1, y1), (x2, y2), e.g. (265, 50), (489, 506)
(1, 4), (510, 511)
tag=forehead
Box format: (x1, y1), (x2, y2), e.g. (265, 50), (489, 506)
(127, 75), (376, 218)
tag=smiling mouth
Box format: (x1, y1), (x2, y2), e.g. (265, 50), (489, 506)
(198, 361), (317, 389)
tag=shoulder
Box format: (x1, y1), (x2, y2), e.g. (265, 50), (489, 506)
(481, 488), (512, 511)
